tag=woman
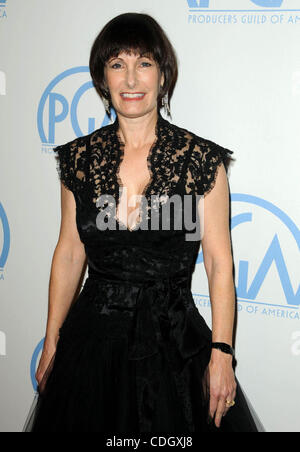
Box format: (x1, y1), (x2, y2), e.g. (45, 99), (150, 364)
(24, 12), (261, 432)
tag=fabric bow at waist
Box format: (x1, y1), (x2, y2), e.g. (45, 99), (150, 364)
(126, 270), (210, 362)
(87, 267), (211, 362)
(87, 267), (212, 431)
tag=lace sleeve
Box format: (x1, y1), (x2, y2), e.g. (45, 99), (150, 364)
(53, 141), (76, 193)
(187, 139), (234, 197)
(201, 140), (234, 196)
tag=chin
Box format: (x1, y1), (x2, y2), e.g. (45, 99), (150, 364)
(118, 107), (156, 119)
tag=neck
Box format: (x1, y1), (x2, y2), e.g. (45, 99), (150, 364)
(115, 109), (160, 150)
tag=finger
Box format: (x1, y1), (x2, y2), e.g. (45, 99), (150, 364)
(223, 392), (236, 417)
(209, 395), (218, 422)
(215, 398), (226, 428)
(223, 405), (231, 417)
(35, 371), (41, 383)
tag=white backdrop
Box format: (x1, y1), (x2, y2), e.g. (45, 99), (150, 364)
(0, 0), (299, 433)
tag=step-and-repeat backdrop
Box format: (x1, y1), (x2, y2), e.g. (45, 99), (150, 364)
(0, 0), (299, 433)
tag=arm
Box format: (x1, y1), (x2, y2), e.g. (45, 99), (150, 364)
(36, 183), (87, 385)
(199, 162), (237, 428)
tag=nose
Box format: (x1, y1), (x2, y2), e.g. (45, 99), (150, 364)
(125, 66), (138, 89)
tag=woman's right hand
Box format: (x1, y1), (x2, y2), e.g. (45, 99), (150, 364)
(35, 342), (57, 390)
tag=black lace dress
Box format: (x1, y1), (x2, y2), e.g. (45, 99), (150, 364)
(24, 112), (262, 432)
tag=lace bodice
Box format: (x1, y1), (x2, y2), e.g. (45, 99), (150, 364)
(53, 112), (234, 233)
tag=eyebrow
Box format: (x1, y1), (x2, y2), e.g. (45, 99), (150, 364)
(108, 55), (153, 62)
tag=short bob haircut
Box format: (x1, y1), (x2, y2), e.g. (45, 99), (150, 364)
(89, 12), (178, 117)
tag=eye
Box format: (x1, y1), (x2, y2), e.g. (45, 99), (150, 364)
(111, 62), (122, 69)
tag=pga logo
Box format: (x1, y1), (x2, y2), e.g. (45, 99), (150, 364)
(0, 202), (10, 273)
(37, 67), (112, 147)
(0, 0), (7, 19)
(187, 0), (284, 7)
(197, 194), (300, 309)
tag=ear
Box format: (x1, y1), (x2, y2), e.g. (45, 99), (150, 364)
(160, 71), (165, 88)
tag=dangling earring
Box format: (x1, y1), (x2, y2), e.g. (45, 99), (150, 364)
(103, 97), (111, 117)
(162, 93), (171, 118)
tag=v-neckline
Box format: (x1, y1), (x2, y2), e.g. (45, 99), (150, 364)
(112, 113), (163, 232)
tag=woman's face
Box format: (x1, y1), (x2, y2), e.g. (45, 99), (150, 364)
(104, 51), (164, 119)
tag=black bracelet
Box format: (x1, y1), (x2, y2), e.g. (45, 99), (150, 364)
(211, 342), (235, 356)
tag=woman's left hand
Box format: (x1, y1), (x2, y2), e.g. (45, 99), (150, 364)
(207, 350), (237, 428)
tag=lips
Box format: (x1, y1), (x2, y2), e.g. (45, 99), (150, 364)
(120, 93), (146, 100)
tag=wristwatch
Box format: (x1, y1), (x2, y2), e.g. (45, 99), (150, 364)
(211, 342), (235, 357)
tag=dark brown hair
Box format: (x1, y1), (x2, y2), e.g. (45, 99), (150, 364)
(89, 12), (178, 117)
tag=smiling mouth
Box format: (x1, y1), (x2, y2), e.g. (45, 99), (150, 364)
(120, 93), (146, 100)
